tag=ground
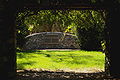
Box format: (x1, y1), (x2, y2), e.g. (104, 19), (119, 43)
(16, 49), (119, 80)
(17, 69), (119, 80)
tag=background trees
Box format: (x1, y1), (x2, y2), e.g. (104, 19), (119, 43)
(16, 10), (105, 51)
(76, 10), (106, 50)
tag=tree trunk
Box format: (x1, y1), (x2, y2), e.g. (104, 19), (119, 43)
(105, 5), (120, 78)
(0, 1), (16, 80)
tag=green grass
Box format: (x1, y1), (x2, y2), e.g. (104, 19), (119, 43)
(17, 50), (105, 71)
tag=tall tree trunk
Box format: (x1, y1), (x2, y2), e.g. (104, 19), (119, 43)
(105, 5), (120, 78)
(0, 0), (16, 80)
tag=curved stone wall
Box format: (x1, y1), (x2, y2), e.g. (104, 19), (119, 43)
(23, 32), (80, 50)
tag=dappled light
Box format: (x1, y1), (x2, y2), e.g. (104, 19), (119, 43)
(16, 9), (107, 80)
(0, 0), (120, 79)
(17, 50), (105, 72)
(17, 10), (105, 51)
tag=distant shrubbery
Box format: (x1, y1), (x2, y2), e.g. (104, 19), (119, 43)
(77, 27), (104, 51)
(16, 10), (105, 51)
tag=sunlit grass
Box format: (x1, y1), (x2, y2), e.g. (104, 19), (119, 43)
(17, 50), (105, 72)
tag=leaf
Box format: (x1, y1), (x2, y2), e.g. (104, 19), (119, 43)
(91, 0), (96, 3)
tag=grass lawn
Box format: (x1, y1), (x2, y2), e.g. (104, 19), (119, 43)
(17, 50), (105, 72)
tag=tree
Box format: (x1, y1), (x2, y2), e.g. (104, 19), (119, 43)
(16, 10), (105, 50)
(24, 10), (74, 33)
(16, 11), (33, 49)
(75, 10), (105, 50)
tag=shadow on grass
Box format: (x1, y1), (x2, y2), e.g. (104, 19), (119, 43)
(17, 50), (41, 69)
(17, 50), (104, 70)
(17, 50), (42, 58)
(50, 54), (93, 65)
(22, 50), (41, 53)
(17, 61), (36, 70)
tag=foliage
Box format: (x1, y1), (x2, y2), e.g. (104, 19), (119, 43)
(16, 12), (29, 49)
(76, 10), (106, 51)
(24, 10), (75, 33)
(16, 10), (40, 49)
(16, 10), (105, 50)
(17, 50), (105, 71)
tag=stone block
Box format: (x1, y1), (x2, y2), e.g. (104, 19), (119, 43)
(23, 32), (80, 50)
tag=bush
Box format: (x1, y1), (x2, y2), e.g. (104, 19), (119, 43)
(77, 27), (104, 51)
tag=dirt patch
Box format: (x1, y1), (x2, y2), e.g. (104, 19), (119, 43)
(17, 69), (119, 80)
